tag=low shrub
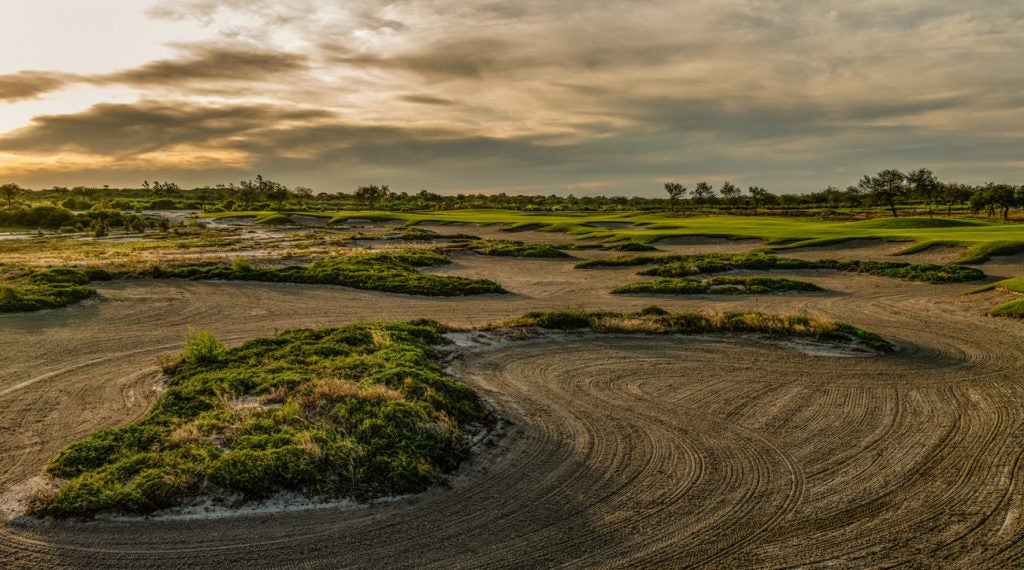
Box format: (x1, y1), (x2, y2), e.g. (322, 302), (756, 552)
(181, 330), (226, 364)
(612, 276), (822, 295)
(580, 252), (984, 284)
(37, 321), (490, 518)
(466, 239), (571, 258)
(507, 308), (892, 352)
(0, 268), (99, 313)
(137, 250), (507, 296)
(611, 242), (658, 252)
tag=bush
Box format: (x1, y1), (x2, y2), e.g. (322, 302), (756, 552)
(467, 239), (571, 258)
(612, 242), (658, 252)
(137, 250), (507, 296)
(36, 321), (489, 518)
(579, 252), (984, 284)
(612, 276), (823, 295)
(506, 309), (892, 351)
(0, 268), (99, 313)
(181, 330), (226, 364)
(0, 205), (77, 228)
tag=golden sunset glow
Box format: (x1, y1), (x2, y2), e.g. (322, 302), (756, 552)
(1, 1), (1022, 193)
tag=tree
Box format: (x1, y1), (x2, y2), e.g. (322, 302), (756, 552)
(748, 186), (773, 211)
(985, 183), (1018, 220)
(355, 184), (390, 210)
(1, 183), (21, 208)
(663, 182), (686, 209)
(719, 182), (741, 206)
(230, 175), (288, 209)
(859, 169), (907, 217)
(691, 181), (715, 204)
(843, 185), (864, 208)
(940, 183), (973, 216)
(908, 168), (940, 218)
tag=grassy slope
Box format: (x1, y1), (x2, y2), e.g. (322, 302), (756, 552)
(37, 322), (488, 518)
(612, 276), (822, 295)
(206, 210), (1024, 263)
(969, 276), (1024, 317)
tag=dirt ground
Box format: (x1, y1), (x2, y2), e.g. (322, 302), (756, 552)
(2, 235), (1024, 568)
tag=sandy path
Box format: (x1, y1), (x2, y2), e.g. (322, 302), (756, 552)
(1, 247), (1023, 567)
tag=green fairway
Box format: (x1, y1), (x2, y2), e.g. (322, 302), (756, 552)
(969, 276), (1024, 317)
(205, 210), (1024, 262)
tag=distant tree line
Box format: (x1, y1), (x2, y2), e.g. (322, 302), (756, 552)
(661, 168), (1024, 218)
(2, 169), (1023, 221)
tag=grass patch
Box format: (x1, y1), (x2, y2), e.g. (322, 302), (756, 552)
(576, 255), (665, 269)
(138, 250), (506, 296)
(0, 267), (111, 313)
(390, 227), (477, 241)
(968, 276), (1024, 317)
(34, 322), (490, 518)
(957, 241), (1024, 264)
(507, 308), (892, 352)
(580, 252), (982, 284)
(254, 213), (293, 225)
(989, 297), (1024, 317)
(466, 239), (571, 258)
(848, 218), (986, 230)
(612, 276), (822, 295)
(610, 242), (658, 252)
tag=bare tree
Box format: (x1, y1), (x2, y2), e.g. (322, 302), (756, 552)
(663, 182), (686, 210)
(719, 182), (741, 206)
(691, 181), (715, 204)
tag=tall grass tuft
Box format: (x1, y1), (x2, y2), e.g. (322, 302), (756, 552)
(181, 329), (225, 364)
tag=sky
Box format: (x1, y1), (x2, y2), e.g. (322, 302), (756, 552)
(0, 1), (1022, 195)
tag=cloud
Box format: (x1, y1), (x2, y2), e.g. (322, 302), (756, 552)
(0, 101), (330, 155)
(0, 45), (309, 101)
(1, 0), (1023, 192)
(0, 71), (78, 102)
(397, 94), (457, 106)
(103, 44), (309, 85)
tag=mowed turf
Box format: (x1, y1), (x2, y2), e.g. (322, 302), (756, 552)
(969, 276), (1024, 317)
(205, 210), (1024, 262)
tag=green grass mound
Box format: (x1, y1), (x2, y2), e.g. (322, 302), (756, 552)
(612, 276), (822, 295)
(611, 242), (658, 252)
(990, 297), (1024, 318)
(0, 267), (111, 313)
(968, 276), (1024, 318)
(579, 252), (982, 284)
(849, 218), (987, 230)
(466, 239), (571, 258)
(35, 322), (490, 518)
(141, 250), (507, 296)
(576, 255), (665, 269)
(508, 308), (892, 352)
(389, 227), (477, 241)
(254, 213), (293, 225)
(957, 241), (1024, 264)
